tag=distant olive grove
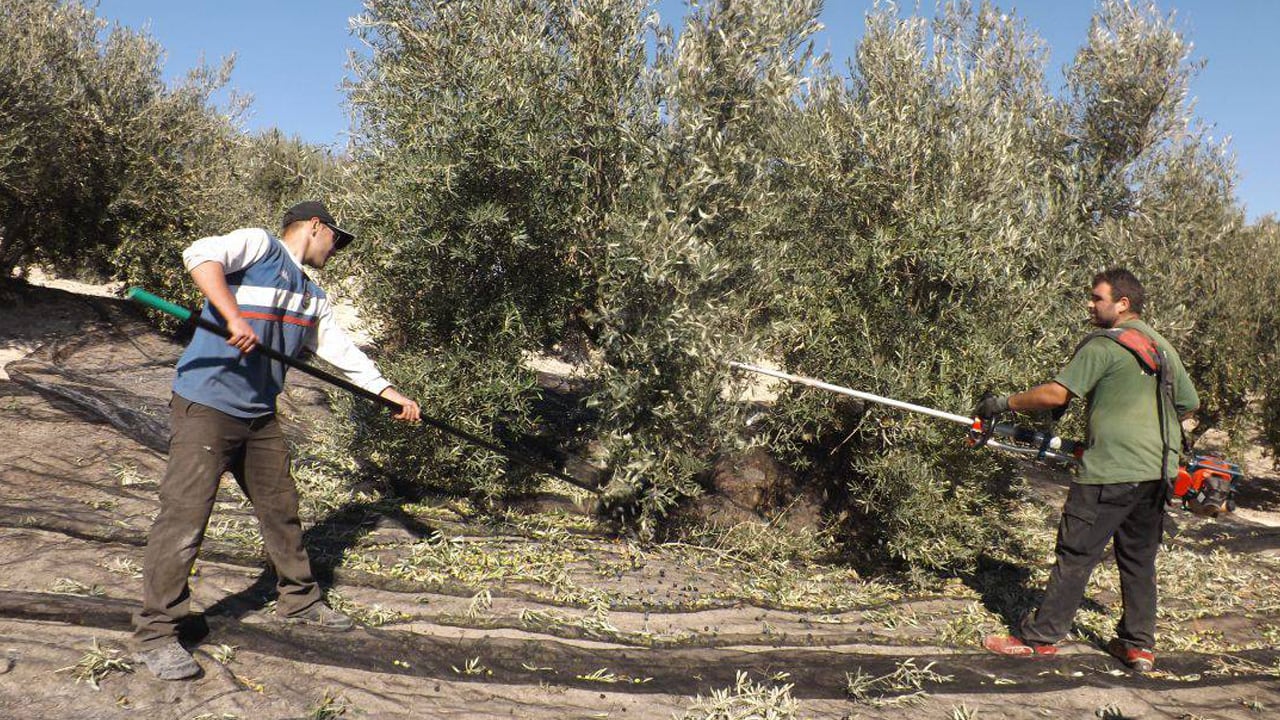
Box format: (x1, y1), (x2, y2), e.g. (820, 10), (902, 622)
(4, 0), (1277, 573)
(0, 0), (334, 315)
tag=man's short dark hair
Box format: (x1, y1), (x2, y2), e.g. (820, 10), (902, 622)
(1092, 268), (1145, 315)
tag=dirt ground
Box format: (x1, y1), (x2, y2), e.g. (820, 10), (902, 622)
(2, 278), (1279, 720)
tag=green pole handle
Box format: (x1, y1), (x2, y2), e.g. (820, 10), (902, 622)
(124, 287), (596, 492)
(126, 287), (193, 322)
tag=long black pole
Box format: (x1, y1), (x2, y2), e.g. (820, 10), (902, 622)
(127, 288), (597, 492)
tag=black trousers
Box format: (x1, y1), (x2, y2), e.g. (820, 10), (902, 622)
(1018, 479), (1165, 649)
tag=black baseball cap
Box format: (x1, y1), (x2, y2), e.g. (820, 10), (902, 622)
(282, 200), (355, 251)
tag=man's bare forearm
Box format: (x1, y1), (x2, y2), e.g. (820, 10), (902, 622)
(190, 261), (240, 321)
(1008, 382), (1071, 412)
(190, 261), (257, 352)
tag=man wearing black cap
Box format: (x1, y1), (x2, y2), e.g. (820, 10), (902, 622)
(133, 201), (421, 680)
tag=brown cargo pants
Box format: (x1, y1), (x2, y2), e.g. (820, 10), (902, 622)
(133, 394), (321, 646)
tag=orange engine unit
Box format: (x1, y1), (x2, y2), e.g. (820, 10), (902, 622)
(1173, 455), (1243, 516)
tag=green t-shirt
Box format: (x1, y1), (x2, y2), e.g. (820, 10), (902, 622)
(1054, 319), (1199, 484)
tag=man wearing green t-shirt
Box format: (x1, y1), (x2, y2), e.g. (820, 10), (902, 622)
(978, 269), (1198, 673)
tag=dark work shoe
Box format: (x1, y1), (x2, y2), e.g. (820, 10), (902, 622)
(135, 639), (200, 680)
(282, 603), (354, 631)
(1106, 638), (1155, 673)
(983, 634), (1058, 657)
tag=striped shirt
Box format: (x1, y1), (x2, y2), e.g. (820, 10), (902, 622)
(172, 228), (389, 418)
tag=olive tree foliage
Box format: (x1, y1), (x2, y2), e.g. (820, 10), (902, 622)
(343, 0), (1275, 561)
(344, 0), (819, 526)
(1063, 1), (1266, 447)
(0, 0), (331, 313)
(242, 130), (337, 225)
(587, 0), (821, 532)
(757, 2), (1095, 574)
(754, 0), (1275, 573)
(0, 0), (180, 281)
(344, 0), (663, 499)
(1247, 218), (1280, 454)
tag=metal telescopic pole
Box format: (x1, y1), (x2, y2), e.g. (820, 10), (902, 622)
(727, 360), (1080, 464)
(727, 361), (974, 425)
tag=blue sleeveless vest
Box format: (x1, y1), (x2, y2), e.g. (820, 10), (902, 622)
(173, 234), (325, 418)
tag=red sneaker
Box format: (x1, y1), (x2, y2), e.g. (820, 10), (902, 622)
(983, 634), (1058, 657)
(1106, 638), (1155, 672)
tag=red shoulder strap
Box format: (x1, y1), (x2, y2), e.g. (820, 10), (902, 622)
(1109, 328), (1161, 375)
(1075, 328), (1161, 375)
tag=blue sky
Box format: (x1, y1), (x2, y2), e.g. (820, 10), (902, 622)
(94, 0), (1278, 221)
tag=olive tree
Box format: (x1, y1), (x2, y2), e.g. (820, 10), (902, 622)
(0, 0), (316, 315)
(340, 0), (1275, 566)
(344, 0), (661, 499)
